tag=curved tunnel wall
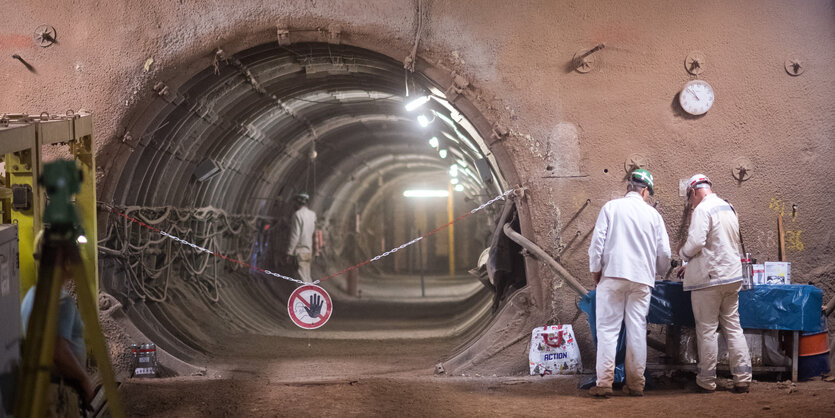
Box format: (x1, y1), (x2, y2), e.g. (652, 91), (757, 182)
(98, 42), (508, 362)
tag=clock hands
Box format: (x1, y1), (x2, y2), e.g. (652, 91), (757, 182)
(687, 87), (701, 101)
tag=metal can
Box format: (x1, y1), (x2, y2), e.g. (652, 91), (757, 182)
(133, 343), (158, 377)
(741, 253), (754, 290)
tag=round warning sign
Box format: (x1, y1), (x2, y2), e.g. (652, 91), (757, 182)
(287, 284), (333, 329)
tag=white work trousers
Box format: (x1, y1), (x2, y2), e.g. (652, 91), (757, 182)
(691, 282), (753, 390)
(595, 277), (652, 390)
(295, 249), (313, 283)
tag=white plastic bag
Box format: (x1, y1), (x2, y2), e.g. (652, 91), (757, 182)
(529, 324), (582, 375)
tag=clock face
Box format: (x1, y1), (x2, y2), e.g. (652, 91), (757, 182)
(679, 80), (715, 115)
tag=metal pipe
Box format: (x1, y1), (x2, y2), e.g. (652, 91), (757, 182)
(448, 182), (455, 275)
(419, 229), (425, 297)
(502, 223), (589, 296)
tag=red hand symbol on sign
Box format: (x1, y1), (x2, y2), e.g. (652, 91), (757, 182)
(287, 284), (332, 329)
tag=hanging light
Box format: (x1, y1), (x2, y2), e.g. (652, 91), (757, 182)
(404, 189), (449, 198)
(449, 165), (459, 177)
(454, 184), (464, 192)
(417, 114), (430, 127)
(439, 149), (448, 159)
(450, 177), (459, 185)
(428, 137), (439, 148)
(405, 95), (431, 111)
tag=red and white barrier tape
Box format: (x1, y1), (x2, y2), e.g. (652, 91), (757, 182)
(104, 188), (514, 286)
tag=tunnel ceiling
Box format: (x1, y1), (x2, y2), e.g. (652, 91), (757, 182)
(112, 42), (502, 223)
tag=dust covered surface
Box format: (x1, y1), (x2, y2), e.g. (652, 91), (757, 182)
(123, 377), (835, 417)
(119, 336), (835, 417)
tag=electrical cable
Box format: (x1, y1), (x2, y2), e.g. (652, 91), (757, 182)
(98, 189), (514, 294)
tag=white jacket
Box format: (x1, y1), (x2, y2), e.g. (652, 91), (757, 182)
(588, 192), (672, 287)
(679, 193), (743, 291)
(288, 206), (316, 255)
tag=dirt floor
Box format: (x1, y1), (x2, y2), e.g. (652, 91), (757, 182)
(119, 336), (835, 417)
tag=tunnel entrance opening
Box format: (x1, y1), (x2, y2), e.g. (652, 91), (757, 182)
(99, 42), (523, 372)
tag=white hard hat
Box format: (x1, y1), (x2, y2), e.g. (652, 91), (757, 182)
(686, 174), (712, 195)
(687, 174), (711, 188)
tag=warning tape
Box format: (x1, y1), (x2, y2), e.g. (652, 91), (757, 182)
(103, 188), (514, 286)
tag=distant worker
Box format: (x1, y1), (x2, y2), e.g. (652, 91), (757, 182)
(588, 169), (671, 397)
(287, 192), (317, 282)
(20, 269), (96, 416)
(679, 174), (751, 393)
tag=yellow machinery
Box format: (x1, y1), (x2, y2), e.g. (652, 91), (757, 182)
(0, 112), (122, 416)
(0, 112), (98, 298)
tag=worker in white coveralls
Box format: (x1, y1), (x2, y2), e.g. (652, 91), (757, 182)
(588, 169), (671, 397)
(287, 192), (317, 282)
(679, 174), (752, 393)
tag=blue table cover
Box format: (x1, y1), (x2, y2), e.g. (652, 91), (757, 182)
(578, 281), (824, 384)
(580, 281), (824, 334)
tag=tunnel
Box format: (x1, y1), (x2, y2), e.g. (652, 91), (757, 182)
(97, 42), (525, 371)
(4, 1), (835, 414)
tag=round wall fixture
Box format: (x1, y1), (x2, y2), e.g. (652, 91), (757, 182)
(623, 153), (648, 174)
(685, 51), (706, 75)
(34, 25), (56, 47)
(784, 58), (804, 76)
(572, 48), (597, 73)
(732, 157), (754, 181)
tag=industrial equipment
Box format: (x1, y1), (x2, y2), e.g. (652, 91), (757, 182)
(0, 225), (19, 416)
(15, 159), (123, 417)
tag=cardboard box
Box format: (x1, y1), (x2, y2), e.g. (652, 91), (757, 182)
(764, 262), (791, 285)
(752, 264), (766, 285)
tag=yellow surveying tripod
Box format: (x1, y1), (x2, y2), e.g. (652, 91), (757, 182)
(15, 160), (123, 417)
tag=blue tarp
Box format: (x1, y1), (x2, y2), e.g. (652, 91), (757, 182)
(578, 281), (824, 384)
(647, 281), (695, 327)
(642, 281), (823, 332)
(738, 284), (823, 332)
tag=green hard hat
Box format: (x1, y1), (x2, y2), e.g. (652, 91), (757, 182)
(295, 192), (310, 203)
(630, 168), (654, 195)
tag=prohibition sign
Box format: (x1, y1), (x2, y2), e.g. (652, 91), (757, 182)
(287, 284), (333, 329)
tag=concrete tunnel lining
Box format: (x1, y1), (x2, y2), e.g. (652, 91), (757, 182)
(97, 41), (536, 371)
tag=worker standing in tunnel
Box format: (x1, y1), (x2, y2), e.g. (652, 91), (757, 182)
(287, 192), (317, 282)
(678, 174), (752, 394)
(587, 169), (671, 397)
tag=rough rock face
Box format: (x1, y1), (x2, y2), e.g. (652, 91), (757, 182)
(2, 0), (833, 374)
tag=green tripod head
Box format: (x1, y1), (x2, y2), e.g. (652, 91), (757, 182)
(39, 160), (84, 236)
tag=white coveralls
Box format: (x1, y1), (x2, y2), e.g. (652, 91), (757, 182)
(680, 193), (752, 390)
(288, 206), (317, 282)
(589, 192), (671, 390)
